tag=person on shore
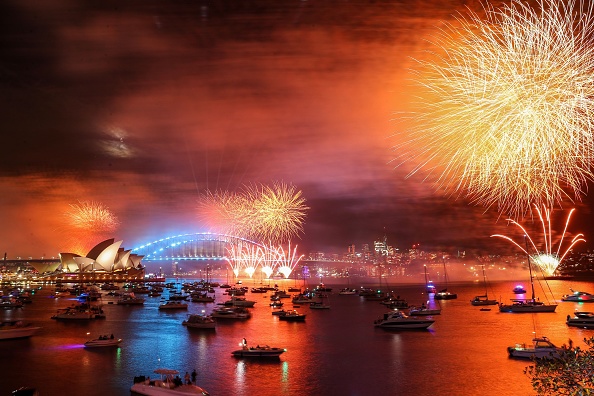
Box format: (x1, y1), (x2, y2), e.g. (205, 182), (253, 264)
(191, 369), (197, 384)
(185, 371), (190, 385)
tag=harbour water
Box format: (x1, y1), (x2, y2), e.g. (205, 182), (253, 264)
(2, 278), (592, 396)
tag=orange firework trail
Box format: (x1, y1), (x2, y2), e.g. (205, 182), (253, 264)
(491, 206), (585, 276)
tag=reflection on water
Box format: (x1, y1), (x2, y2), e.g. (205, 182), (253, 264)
(1, 278), (593, 395)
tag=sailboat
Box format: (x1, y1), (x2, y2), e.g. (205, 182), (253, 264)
(434, 258), (457, 300)
(409, 266), (441, 316)
(499, 248), (557, 313)
(288, 266), (301, 293)
(470, 265), (498, 306)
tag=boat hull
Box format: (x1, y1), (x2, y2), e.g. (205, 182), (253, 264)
(0, 326), (41, 340)
(231, 349), (285, 358)
(499, 304), (557, 313)
(507, 347), (561, 359)
(375, 321), (434, 329)
(84, 339), (122, 348)
(131, 382), (209, 395)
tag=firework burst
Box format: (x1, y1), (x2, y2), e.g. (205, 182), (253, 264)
(491, 206), (585, 276)
(62, 201), (120, 255)
(393, 0), (594, 218)
(272, 242), (304, 279)
(198, 182), (308, 244)
(246, 182), (309, 244)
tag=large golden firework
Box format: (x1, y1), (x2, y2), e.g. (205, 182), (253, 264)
(393, 0), (594, 218)
(491, 206), (585, 277)
(197, 182), (308, 244)
(246, 182), (309, 244)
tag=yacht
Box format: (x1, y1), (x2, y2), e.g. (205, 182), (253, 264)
(278, 310), (306, 322)
(470, 295), (498, 306)
(0, 321), (41, 340)
(158, 301), (188, 310)
(190, 293), (215, 303)
(561, 289), (594, 302)
(499, 299), (557, 313)
(231, 339), (286, 358)
(408, 305), (441, 316)
(374, 310), (435, 330)
(338, 288), (357, 295)
(221, 296), (256, 307)
(513, 285), (527, 294)
(84, 335), (122, 348)
(51, 304), (106, 320)
(131, 368), (210, 395)
(116, 293), (145, 305)
(507, 336), (564, 359)
(566, 311), (594, 329)
(210, 307), (251, 320)
(182, 314), (216, 330)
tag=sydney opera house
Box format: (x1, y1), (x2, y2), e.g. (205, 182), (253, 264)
(30, 239), (147, 282)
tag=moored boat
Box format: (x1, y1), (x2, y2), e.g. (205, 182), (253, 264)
(507, 336), (564, 359)
(278, 310), (306, 321)
(566, 311), (594, 328)
(231, 338), (286, 358)
(211, 307), (251, 320)
(117, 292), (145, 305)
(131, 368), (210, 395)
(374, 309), (435, 330)
(182, 314), (216, 329)
(0, 321), (41, 340)
(158, 301), (188, 310)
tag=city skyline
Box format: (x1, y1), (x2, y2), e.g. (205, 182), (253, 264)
(1, 0), (593, 258)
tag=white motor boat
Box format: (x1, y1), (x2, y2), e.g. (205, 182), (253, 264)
(374, 310), (435, 330)
(131, 368), (209, 395)
(566, 311), (594, 328)
(232, 339), (286, 358)
(561, 289), (594, 302)
(182, 314), (216, 329)
(408, 305), (441, 316)
(84, 335), (122, 348)
(0, 321), (41, 340)
(507, 336), (564, 359)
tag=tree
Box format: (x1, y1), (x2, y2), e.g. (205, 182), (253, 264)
(524, 337), (594, 395)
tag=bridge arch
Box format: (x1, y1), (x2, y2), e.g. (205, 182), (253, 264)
(131, 232), (262, 261)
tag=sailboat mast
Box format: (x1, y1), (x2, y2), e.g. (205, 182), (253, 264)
(482, 265), (488, 298)
(525, 236), (536, 302)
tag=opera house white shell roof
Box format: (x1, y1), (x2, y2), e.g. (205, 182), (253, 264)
(58, 239), (144, 273)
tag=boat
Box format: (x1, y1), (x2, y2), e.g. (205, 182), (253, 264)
(84, 334), (122, 348)
(310, 293), (330, 309)
(561, 289), (594, 302)
(338, 288), (357, 295)
(51, 304), (106, 320)
(190, 292), (215, 303)
(269, 301), (284, 308)
(222, 296), (256, 307)
(0, 321), (41, 340)
(287, 287), (301, 293)
(566, 311), (594, 328)
(507, 336), (564, 359)
(513, 285), (527, 294)
(117, 292), (145, 305)
(434, 258), (457, 300)
(11, 387), (39, 396)
(278, 310), (306, 322)
(471, 265), (498, 306)
(314, 283), (332, 293)
(158, 301), (188, 310)
(1, 298), (24, 309)
(499, 253), (557, 313)
(408, 304), (441, 316)
(131, 368), (210, 395)
(231, 339), (286, 358)
(210, 307), (251, 320)
(374, 309), (435, 330)
(292, 293), (315, 304)
(182, 313), (216, 329)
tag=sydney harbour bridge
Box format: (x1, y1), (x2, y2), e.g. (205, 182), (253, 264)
(131, 232), (263, 262)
